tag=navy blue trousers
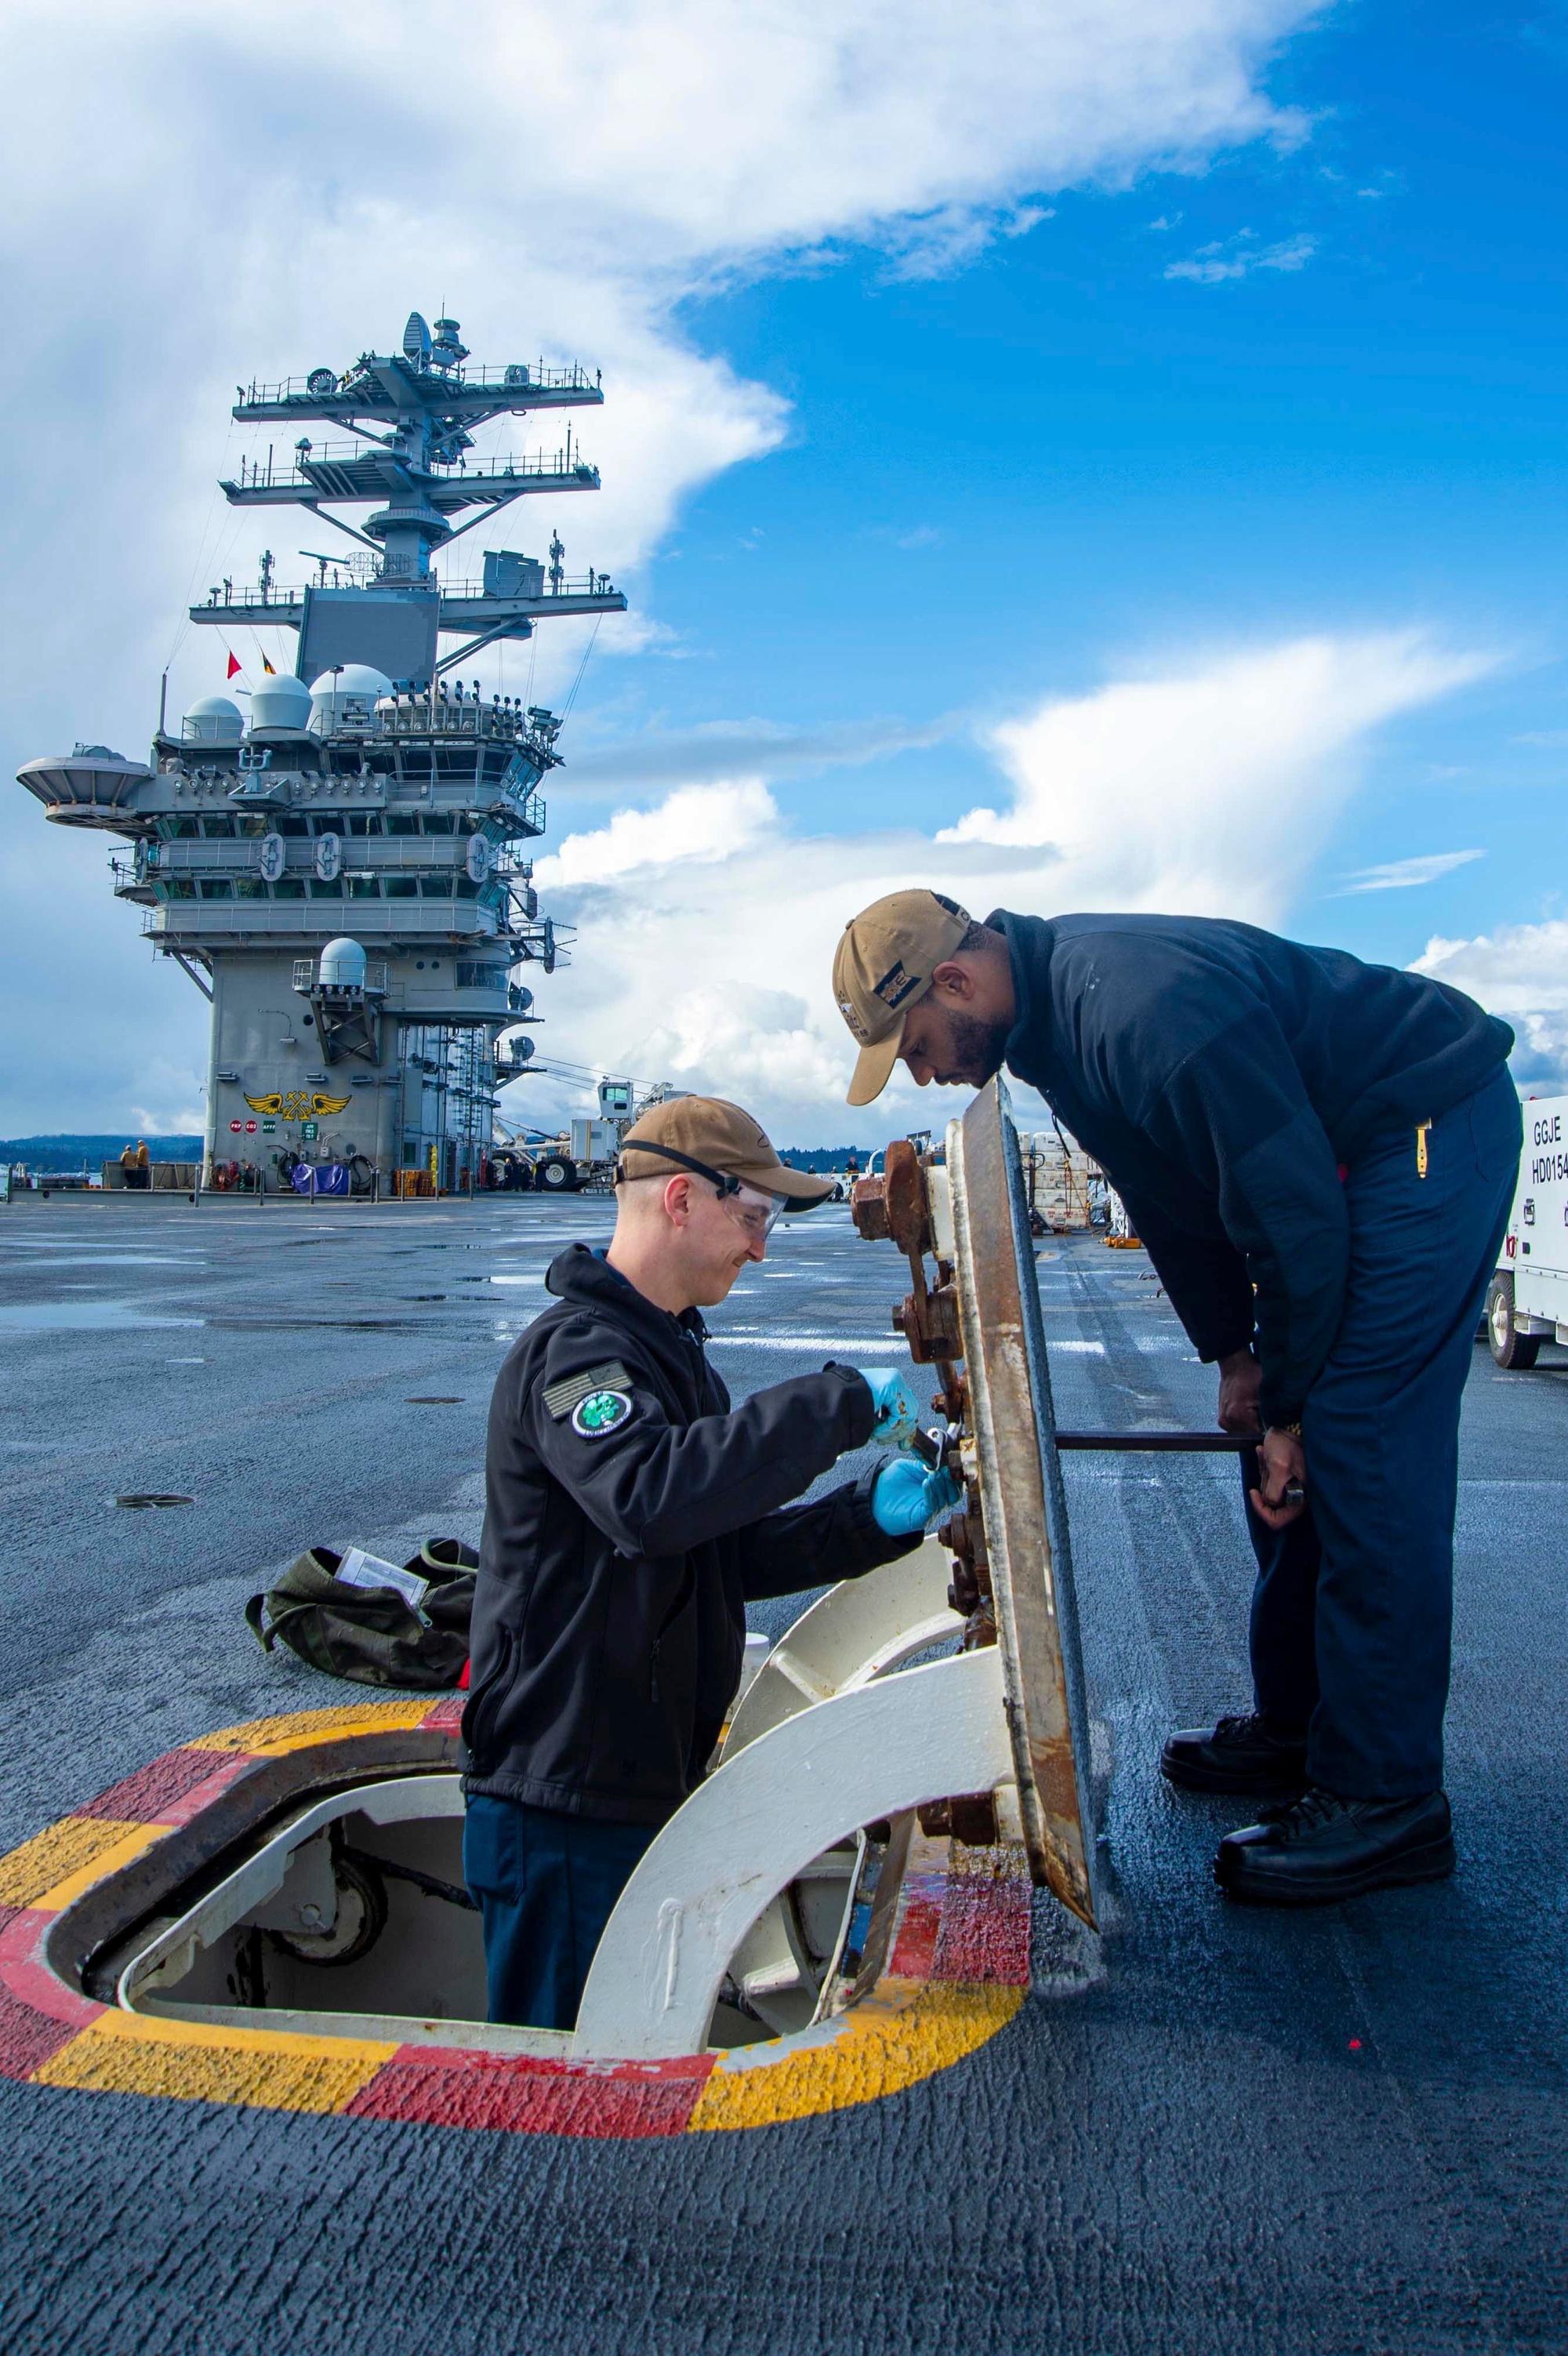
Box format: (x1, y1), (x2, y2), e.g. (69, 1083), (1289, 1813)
(463, 1794), (657, 2031)
(1245, 1068), (1522, 1799)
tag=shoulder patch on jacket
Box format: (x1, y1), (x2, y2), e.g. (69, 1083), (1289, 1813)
(571, 1388), (633, 1439)
(542, 1360), (633, 1422)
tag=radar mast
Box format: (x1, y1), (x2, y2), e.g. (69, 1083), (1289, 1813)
(16, 309), (626, 1197)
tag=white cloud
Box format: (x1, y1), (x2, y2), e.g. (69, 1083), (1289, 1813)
(1166, 231), (1316, 281)
(535, 781), (778, 888)
(1413, 922), (1568, 1088)
(1337, 848), (1485, 895)
(937, 634), (1493, 920)
(0, 0), (1330, 1129)
(878, 201), (1056, 281)
(564, 713), (955, 793)
(517, 633), (1497, 1142)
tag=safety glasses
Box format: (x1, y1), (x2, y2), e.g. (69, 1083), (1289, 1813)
(615, 1142), (790, 1241)
(716, 1181), (789, 1243)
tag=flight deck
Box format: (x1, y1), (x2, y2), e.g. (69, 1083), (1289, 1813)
(0, 1189), (1564, 2353)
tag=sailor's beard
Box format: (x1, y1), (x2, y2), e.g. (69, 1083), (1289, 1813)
(942, 1010), (1010, 1085)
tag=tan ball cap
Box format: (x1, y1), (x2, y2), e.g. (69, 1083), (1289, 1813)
(617, 1095), (835, 1204)
(832, 889), (972, 1105)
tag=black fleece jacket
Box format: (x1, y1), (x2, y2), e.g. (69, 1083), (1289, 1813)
(462, 1244), (920, 1826)
(993, 910), (1513, 1425)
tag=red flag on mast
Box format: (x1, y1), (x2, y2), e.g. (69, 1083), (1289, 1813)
(226, 652), (242, 681)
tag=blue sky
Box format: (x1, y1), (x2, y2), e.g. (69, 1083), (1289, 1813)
(601, 2), (1568, 938)
(5, 2), (1568, 1138)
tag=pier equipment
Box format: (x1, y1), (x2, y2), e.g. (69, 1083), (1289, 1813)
(16, 311), (626, 1193)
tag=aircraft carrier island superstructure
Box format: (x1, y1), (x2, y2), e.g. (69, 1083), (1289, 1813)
(16, 309), (626, 1193)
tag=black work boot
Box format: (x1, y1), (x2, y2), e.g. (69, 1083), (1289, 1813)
(1160, 1713), (1308, 1797)
(1214, 1787), (1454, 1905)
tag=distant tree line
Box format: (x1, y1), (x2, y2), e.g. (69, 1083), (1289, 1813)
(0, 1134), (204, 1171)
(775, 1147), (873, 1172)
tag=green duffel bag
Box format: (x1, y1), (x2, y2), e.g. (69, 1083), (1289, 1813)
(245, 1537), (477, 1690)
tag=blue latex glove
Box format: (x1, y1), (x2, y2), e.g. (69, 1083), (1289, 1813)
(862, 1367), (920, 1447)
(872, 1458), (963, 1537)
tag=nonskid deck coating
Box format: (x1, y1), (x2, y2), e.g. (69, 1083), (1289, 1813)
(1, 1193), (1566, 2353)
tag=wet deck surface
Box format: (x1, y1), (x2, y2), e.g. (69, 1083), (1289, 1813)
(1, 1190), (1565, 2353)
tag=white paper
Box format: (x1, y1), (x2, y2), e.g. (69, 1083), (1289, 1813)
(335, 1546), (430, 1613)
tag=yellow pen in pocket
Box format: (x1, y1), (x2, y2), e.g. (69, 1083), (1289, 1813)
(1416, 1120), (1431, 1178)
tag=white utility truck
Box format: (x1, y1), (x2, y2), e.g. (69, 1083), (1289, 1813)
(1486, 1094), (1568, 1368)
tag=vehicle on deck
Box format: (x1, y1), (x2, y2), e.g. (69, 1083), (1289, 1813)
(1487, 1091), (1566, 1367)
(488, 1079), (680, 1193)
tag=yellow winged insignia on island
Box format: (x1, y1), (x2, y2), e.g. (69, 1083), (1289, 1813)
(243, 1091), (352, 1119)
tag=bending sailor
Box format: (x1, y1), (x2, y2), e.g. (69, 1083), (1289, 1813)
(830, 889), (1519, 1908)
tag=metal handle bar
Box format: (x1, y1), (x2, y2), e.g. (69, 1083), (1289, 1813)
(1053, 1430), (1263, 1453)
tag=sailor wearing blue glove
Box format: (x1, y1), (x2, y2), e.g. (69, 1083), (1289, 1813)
(871, 1455), (963, 1536)
(463, 1096), (931, 2035)
(860, 1366), (920, 1447)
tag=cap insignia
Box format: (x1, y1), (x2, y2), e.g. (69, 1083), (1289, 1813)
(873, 960), (923, 1010)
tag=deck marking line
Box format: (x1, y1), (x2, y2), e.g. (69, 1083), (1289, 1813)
(74, 1745), (253, 1824)
(688, 1983), (1026, 2132)
(31, 1824), (170, 1913)
(34, 2008), (398, 2114)
(0, 1817), (158, 1910)
(187, 1699), (439, 1754)
(348, 2043), (714, 2138)
(0, 1908), (106, 2077)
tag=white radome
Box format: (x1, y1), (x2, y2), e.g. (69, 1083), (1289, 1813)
(310, 664), (394, 700)
(181, 695), (244, 745)
(318, 936), (368, 989)
(308, 665), (394, 732)
(249, 674), (314, 731)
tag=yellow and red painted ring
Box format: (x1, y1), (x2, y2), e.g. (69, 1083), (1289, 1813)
(0, 1699), (1030, 2136)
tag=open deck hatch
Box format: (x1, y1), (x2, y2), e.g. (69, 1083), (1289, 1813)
(85, 1079), (1092, 2067)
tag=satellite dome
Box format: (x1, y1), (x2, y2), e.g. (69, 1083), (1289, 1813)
(318, 936), (368, 990)
(248, 673), (313, 733)
(308, 664), (394, 734)
(181, 695), (243, 746)
(311, 664), (393, 701)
